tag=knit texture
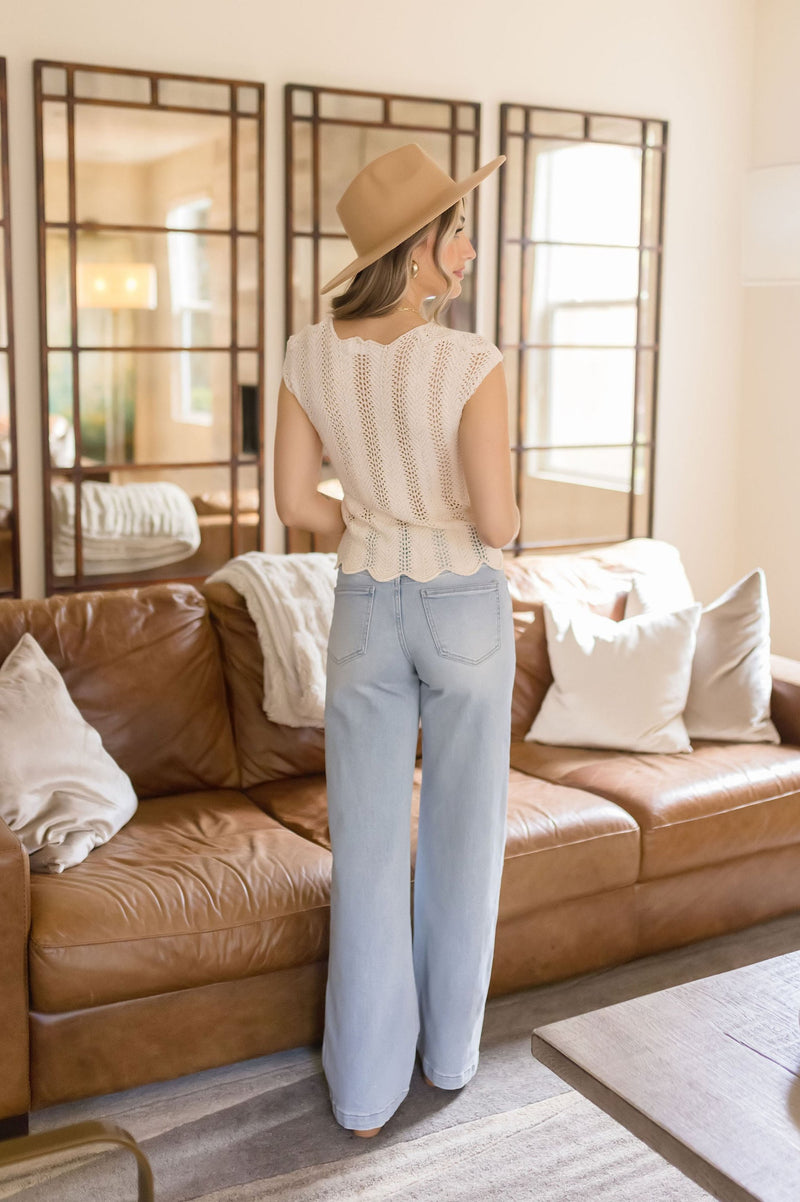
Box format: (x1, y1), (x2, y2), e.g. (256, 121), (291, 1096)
(282, 313), (506, 582)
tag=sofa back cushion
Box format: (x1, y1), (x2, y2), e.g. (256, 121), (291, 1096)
(0, 583), (239, 798)
(202, 579), (327, 787)
(512, 608), (551, 740)
(503, 537), (693, 614)
(203, 538), (694, 782)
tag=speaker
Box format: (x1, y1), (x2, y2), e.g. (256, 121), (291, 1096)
(240, 384), (259, 455)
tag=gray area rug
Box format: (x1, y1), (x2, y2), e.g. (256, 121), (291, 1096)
(3, 911), (799, 1200)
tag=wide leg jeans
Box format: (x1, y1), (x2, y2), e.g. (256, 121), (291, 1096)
(322, 562), (516, 1130)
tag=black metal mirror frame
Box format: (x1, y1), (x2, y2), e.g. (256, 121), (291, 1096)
(497, 102), (668, 553)
(0, 58), (21, 597)
(34, 58), (266, 593)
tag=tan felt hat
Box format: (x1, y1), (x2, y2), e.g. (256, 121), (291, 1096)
(319, 142), (506, 295)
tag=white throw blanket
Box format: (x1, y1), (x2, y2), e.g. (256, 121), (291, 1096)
(51, 480), (201, 576)
(206, 551), (338, 728)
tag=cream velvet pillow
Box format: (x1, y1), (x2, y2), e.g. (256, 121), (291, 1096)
(524, 601), (703, 753)
(625, 568), (780, 743)
(0, 633), (138, 872)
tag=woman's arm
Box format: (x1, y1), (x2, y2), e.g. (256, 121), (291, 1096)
(458, 361), (520, 548)
(273, 381), (347, 538)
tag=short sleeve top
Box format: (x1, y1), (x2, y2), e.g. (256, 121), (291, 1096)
(282, 313), (504, 582)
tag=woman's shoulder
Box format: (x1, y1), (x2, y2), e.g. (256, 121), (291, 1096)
(428, 323), (500, 354)
(283, 319), (326, 367)
(285, 319), (321, 346)
(438, 327), (503, 375)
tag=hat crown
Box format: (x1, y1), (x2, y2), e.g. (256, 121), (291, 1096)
(336, 144), (453, 256)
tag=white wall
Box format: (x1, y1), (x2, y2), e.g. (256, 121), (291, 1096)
(739, 0), (800, 657)
(3, 0), (756, 608)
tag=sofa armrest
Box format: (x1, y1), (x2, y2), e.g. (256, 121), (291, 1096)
(0, 817), (31, 1123)
(771, 654), (800, 746)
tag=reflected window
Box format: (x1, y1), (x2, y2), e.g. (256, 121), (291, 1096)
(35, 59), (265, 592)
(168, 198), (214, 425)
(498, 104), (667, 551)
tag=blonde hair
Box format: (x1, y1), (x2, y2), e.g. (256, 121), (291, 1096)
(329, 199), (463, 326)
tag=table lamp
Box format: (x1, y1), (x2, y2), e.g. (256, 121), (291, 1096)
(76, 262), (158, 462)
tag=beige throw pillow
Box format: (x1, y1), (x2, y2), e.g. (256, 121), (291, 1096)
(0, 633), (138, 872)
(524, 601), (703, 753)
(625, 568), (780, 743)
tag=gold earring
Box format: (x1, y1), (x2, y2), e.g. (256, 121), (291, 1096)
(410, 260), (419, 278)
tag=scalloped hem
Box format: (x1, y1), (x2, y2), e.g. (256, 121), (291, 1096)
(335, 556), (505, 583)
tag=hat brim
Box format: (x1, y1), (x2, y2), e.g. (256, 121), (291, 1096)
(319, 154), (506, 296)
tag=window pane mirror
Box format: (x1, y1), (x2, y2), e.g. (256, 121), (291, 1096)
(498, 103), (667, 552)
(35, 60), (265, 592)
(0, 59), (20, 596)
(284, 82), (486, 553)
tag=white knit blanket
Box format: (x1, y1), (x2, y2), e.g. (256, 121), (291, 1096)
(51, 480), (201, 576)
(206, 551), (338, 728)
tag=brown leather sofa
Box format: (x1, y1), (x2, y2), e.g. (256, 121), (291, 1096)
(2, 537), (800, 1139)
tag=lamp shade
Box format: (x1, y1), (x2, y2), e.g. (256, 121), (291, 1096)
(742, 165), (800, 284)
(77, 262), (158, 310)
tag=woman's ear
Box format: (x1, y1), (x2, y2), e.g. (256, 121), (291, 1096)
(417, 230), (435, 258)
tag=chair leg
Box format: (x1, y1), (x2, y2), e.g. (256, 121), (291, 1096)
(0, 1120), (154, 1201)
(0, 1113), (29, 1141)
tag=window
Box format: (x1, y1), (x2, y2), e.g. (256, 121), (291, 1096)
(498, 105), (667, 550)
(168, 198), (214, 426)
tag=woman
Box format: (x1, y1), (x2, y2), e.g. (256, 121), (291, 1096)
(275, 143), (520, 1137)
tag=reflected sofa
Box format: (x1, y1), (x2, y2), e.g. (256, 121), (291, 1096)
(2, 536), (800, 1138)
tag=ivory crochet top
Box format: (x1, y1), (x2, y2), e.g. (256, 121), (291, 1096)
(282, 313), (505, 582)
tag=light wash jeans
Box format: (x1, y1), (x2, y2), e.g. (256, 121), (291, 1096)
(322, 561), (516, 1130)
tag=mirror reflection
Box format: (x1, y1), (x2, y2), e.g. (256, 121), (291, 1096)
(0, 58), (19, 596)
(0, 354), (14, 593)
(285, 84), (485, 554)
(38, 63), (264, 590)
(499, 105), (666, 550)
(286, 85), (483, 337)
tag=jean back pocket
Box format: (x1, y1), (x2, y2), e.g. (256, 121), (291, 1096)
(328, 586), (376, 664)
(420, 581), (501, 664)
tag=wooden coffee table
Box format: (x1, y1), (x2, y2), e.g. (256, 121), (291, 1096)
(531, 951), (800, 1202)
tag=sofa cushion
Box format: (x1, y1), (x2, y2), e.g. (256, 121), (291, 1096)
(511, 608), (551, 739)
(28, 790), (332, 1012)
(510, 738), (800, 880)
(201, 579), (327, 787)
(771, 653), (800, 746)
(0, 584), (239, 799)
(246, 766), (640, 914)
(503, 536), (693, 613)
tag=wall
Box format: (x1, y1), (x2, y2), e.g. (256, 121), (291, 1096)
(2, 0), (755, 608)
(739, 0), (800, 657)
